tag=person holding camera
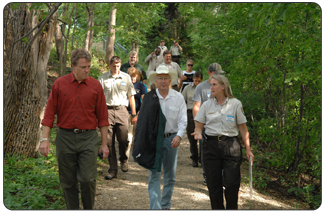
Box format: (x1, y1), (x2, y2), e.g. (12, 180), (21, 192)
(170, 40), (182, 65)
(145, 47), (164, 90)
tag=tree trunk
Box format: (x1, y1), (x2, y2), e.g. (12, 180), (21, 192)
(84, 3), (95, 52)
(59, 4), (68, 77)
(131, 42), (140, 62)
(105, 4), (117, 64)
(54, 21), (63, 60)
(4, 3), (60, 157)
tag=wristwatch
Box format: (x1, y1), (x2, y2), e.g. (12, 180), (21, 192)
(40, 138), (49, 143)
(131, 114), (137, 118)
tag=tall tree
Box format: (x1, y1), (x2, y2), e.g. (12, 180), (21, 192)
(4, 3), (61, 157)
(105, 3), (117, 64)
(84, 3), (95, 52)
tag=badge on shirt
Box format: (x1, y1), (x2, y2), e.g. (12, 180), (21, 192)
(121, 81), (126, 86)
(226, 115), (235, 122)
(207, 92), (210, 98)
(241, 107), (245, 115)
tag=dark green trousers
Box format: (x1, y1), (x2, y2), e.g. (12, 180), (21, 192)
(56, 128), (99, 209)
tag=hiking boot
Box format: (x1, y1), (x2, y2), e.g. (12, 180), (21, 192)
(105, 172), (117, 180)
(121, 162), (128, 172)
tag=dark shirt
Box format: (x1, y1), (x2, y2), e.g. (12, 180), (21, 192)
(127, 81), (146, 114)
(41, 72), (109, 129)
(120, 62), (147, 80)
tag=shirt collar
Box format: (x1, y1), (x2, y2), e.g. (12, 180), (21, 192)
(156, 88), (176, 100)
(70, 72), (89, 85)
(107, 71), (123, 79)
(214, 97), (229, 106)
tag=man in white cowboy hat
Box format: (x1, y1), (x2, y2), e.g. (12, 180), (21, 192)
(139, 65), (187, 209)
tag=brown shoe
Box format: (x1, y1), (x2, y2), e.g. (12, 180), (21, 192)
(105, 172), (117, 180)
(121, 162), (128, 172)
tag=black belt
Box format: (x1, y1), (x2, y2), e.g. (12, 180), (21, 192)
(60, 128), (93, 134)
(205, 134), (237, 142)
(107, 105), (125, 110)
(164, 132), (176, 138)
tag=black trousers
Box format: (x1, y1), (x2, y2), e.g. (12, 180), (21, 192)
(203, 135), (242, 209)
(186, 109), (198, 161)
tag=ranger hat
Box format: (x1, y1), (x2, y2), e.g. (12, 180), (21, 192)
(148, 65), (178, 83)
(208, 63), (225, 74)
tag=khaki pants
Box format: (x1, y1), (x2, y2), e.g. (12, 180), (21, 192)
(107, 107), (129, 175)
(56, 128), (99, 209)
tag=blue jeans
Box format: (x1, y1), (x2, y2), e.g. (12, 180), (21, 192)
(148, 134), (178, 209)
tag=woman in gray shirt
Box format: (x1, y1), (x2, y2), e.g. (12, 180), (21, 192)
(192, 74), (254, 210)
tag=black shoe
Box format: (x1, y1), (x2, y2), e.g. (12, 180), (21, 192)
(203, 176), (207, 186)
(121, 162), (128, 172)
(105, 173), (117, 180)
(192, 161), (198, 167)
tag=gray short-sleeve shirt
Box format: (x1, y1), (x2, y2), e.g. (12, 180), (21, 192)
(192, 80), (211, 105)
(194, 97), (247, 136)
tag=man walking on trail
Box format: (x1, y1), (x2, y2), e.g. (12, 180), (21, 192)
(40, 49), (109, 209)
(192, 63), (225, 186)
(98, 56), (137, 180)
(145, 47), (164, 90)
(160, 50), (182, 91)
(121, 50), (147, 85)
(158, 39), (168, 55)
(135, 65), (187, 209)
(170, 40), (182, 65)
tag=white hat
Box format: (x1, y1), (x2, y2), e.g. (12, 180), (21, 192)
(148, 65), (178, 83)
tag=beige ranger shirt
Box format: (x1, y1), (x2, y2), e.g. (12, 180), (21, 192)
(98, 71), (136, 107)
(181, 84), (196, 110)
(194, 97), (247, 137)
(161, 62), (182, 87)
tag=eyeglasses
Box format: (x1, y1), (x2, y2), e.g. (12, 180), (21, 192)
(156, 77), (171, 81)
(187, 64), (193, 66)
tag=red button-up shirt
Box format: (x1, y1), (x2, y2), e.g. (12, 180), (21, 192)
(41, 73), (109, 129)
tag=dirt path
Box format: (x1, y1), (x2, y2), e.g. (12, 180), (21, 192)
(93, 134), (307, 210)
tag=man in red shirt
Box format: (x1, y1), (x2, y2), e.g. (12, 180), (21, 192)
(40, 49), (109, 209)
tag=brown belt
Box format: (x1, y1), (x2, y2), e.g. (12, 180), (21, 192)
(107, 105), (125, 110)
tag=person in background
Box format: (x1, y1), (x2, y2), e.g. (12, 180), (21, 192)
(121, 50), (147, 85)
(192, 62), (225, 186)
(98, 56), (137, 180)
(170, 40), (182, 65)
(125, 67), (146, 159)
(179, 59), (195, 92)
(192, 74), (254, 209)
(160, 50), (182, 92)
(40, 49), (109, 209)
(145, 47), (164, 90)
(181, 71), (203, 167)
(158, 39), (168, 56)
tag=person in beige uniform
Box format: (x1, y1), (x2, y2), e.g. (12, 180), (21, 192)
(98, 56), (137, 180)
(181, 71), (203, 167)
(192, 74), (254, 210)
(145, 47), (164, 90)
(160, 50), (182, 91)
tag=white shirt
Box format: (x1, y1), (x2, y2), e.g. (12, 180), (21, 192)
(156, 88), (187, 138)
(194, 97), (247, 136)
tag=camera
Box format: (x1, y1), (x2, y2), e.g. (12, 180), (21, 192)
(98, 152), (103, 159)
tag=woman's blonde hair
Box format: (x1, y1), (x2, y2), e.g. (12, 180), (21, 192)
(211, 74), (234, 98)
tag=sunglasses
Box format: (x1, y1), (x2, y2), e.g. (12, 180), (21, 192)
(187, 64), (193, 66)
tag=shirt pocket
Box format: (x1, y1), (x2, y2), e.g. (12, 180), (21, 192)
(224, 114), (237, 131)
(168, 106), (179, 122)
(118, 81), (127, 92)
(206, 111), (221, 125)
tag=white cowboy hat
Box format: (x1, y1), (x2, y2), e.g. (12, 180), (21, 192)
(148, 65), (178, 83)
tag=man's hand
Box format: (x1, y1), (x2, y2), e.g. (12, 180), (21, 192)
(98, 144), (109, 159)
(171, 135), (181, 148)
(191, 132), (202, 140)
(40, 140), (50, 157)
(131, 116), (137, 125)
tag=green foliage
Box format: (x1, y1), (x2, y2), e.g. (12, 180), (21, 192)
(4, 151), (65, 209)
